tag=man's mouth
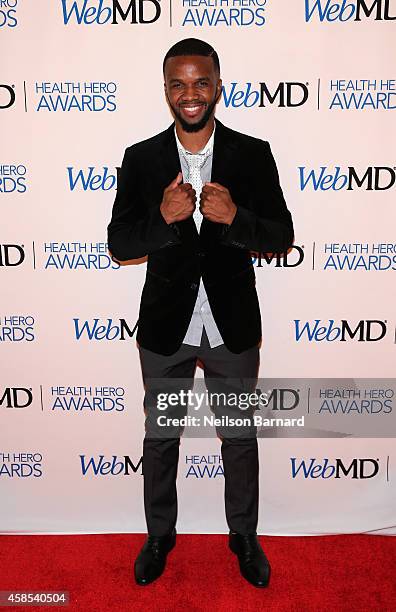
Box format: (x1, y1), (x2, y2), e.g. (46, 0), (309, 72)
(179, 103), (206, 118)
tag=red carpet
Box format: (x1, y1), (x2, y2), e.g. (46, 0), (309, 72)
(0, 534), (395, 611)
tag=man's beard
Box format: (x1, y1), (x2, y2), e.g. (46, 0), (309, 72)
(167, 90), (220, 133)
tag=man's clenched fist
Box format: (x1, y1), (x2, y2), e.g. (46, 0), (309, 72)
(200, 182), (237, 225)
(160, 172), (196, 224)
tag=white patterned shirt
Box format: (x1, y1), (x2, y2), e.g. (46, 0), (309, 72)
(174, 125), (224, 348)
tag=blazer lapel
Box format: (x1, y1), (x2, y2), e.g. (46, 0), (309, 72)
(200, 117), (239, 246)
(159, 122), (199, 246)
(158, 118), (239, 248)
(211, 117), (238, 185)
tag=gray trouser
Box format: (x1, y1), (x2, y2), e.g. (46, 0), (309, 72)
(138, 327), (260, 536)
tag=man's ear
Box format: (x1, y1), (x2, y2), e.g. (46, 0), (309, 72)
(215, 78), (223, 104)
(164, 86), (170, 105)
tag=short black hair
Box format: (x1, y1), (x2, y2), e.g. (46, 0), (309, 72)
(163, 38), (220, 76)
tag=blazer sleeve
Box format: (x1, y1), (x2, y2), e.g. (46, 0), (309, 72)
(107, 145), (181, 261)
(219, 140), (294, 253)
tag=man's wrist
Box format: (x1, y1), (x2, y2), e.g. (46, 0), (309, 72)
(225, 203), (237, 226)
(160, 203), (171, 225)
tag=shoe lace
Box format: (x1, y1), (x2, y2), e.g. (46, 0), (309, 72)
(240, 534), (259, 561)
(147, 536), (162, 559)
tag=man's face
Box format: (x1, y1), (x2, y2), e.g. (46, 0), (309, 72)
(164, 55), (222, 133)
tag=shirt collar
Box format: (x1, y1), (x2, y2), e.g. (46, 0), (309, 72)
(174, 123), (215, 157)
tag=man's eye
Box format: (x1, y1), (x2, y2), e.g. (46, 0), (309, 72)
(172, 83), (181, 88)
(198, 81), (208, 87)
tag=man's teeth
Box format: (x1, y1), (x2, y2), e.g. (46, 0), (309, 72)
(183, 106), (202, 111)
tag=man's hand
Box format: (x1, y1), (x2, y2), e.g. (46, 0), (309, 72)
(160, 172), (196, 224)
(200, 182), (237, 225)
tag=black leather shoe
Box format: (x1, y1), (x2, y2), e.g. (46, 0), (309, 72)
(134, 529), (176, 586)
(229, 532), (271, 587)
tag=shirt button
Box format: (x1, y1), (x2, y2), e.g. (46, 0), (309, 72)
(190, 283), (198, 290)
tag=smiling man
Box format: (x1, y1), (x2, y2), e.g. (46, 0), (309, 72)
(107, 38), (294, 588)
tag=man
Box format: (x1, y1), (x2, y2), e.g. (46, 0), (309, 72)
(107, 38), (294, 588)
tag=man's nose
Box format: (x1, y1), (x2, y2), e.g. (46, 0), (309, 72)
(181, 84), (200, 100)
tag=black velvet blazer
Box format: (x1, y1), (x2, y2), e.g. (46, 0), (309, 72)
(107, 118), (294, 355)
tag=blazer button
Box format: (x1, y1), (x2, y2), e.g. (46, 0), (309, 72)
(190, 282), (198, 290)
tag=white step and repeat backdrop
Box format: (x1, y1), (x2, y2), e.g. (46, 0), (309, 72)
(1, 1), (396, 535)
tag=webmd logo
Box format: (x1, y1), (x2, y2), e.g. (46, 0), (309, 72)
(67, 167), (118, 191)
(290, 457), (380, 479)
(294, 319), (387, 342)
(251, 245), (305, 268)
(80, 455), (142, 476)
(0, 388), (33, 409)
(304, 0), (396, 22)
(61, 0), (162, 25)
(0, 84), (16, 109)
(73, 318), (137, 340)
(222, 82), (309, 108)
(0, 244), (25, 267)
(299, 166), (396, 191)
